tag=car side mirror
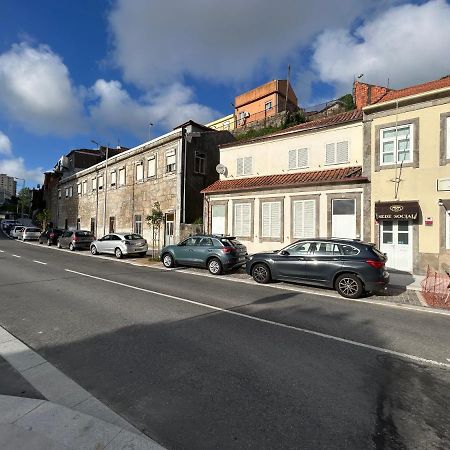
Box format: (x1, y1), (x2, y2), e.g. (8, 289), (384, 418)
(279, 250), (290, 256)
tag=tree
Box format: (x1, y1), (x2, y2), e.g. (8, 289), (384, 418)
(338, 94), (355, 111)
(36, 209), (51, 229)
(17, 188), (32, 217)
(145, 202), (164, 258)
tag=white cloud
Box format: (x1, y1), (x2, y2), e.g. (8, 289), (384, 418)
(88, 80), (219, 137)
(0, 131), (12, 156)
(312, 0), (450, 92)
(108, 0), (394, 89)
(0, 43), (86, 136)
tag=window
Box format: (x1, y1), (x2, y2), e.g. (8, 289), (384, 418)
(293, 200), (316, 238)
(447, 211), (450, 249)
(65, 188), (69, 198)
(447, 117), (450, 159)
(58, 189), (61, 199)
(199, 237), (213, 246)
(288, 148), (308, 169)
(234, 203), (251, 237)
(76, 218), (80, 230)
(90, 218), (95, 235)
(110, 170), (117, 187)
(380, 125), (413, 165)
(136, 162), (144, 182)
(147, 155), (156, 178)
(98, 175), (104, 190)
(82, 180), (87, 195)
(119, 168), (126, 186)
(68, 186), (73, 197)
(194, 151), (206, 174)
(315, 242), (341, 256)
(134, 214), (142, 235)
(237, 157), (252, 176)
(92, 177), (97, 191)
(166, 150), (176, 173)
(109, 216), (115, 233)
(325, 141), (349, 165)
(261, 201), (281, 239)
(265, 101), (272, 111)
(77, 183), (82, 195)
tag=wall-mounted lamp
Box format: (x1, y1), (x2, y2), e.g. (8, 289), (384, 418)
(438, 199), (444, 206)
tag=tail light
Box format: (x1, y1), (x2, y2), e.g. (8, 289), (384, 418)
(366, 259), (384, 269)
(73, 236), (79, 242)
(222, 247), (233, 254)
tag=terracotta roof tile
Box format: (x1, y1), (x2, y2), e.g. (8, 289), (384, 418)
(202, 166), (366, 194)
(375, 75), (450, 104)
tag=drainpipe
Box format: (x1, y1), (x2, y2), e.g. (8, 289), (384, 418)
(182, 127), (187, 224)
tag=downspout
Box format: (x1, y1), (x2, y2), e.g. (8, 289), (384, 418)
(182, 127), (187, 224)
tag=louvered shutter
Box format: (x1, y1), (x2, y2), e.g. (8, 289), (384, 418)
(271, 202), (281, 238)
(288, 149), (297, 169)
(237, 158), (244, 176)
(244, 157), (252, 175)
(326, 143), (335, 164)
(336, 141), (349, 163)
(293, 201), (303, 238)
(242, 203), (251, 236)
(298, 148), (308, 167)
(262, 203), (271, 237)
(303, 200), (315, 237)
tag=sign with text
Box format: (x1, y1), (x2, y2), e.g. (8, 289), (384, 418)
(375, 201), (420, 220)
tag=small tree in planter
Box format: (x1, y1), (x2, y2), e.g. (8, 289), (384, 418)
(146, 202), (164, 258)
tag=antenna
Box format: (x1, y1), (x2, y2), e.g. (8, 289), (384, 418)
(215, 164), (228, 176)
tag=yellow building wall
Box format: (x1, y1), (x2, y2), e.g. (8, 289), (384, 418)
(206, 114), (235, 131)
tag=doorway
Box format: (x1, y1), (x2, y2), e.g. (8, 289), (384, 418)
(332, 199), (356, 239)
(165, 213), (174, 246)
(380, 220), (413, 272)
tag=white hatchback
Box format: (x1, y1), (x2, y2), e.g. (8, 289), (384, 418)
(21, 227), (41, 241)
(90, 233), (148, 259)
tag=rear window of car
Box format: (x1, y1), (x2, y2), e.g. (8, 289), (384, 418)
(123, 234), (143, 240)
(370, 246), (385, 259)
(27, 228), (41, 232)
(339, 244), (360, 256)
(220, 239), (242, 248)
(75, 231), (93, 237)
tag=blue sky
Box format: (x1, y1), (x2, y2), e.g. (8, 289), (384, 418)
(0, 0), (449, 187)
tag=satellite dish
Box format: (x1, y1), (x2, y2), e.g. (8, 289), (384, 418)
(216, 164), (227, 176)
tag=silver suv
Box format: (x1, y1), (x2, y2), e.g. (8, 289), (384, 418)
(90, 233), (148, 259)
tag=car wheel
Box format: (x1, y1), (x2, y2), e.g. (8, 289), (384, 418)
(69, 243), (75, 251)
(115, 247), (123, 259)
(162, 253), (175, 268)
(47, 239), (52, 246)
(207, 257), (223, 275)
(91, 245), (98, 255)
(251, 263), (271, 284)
(335, 273), (364, 299)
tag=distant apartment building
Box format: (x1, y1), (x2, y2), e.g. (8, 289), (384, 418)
(0, 174), (17, 204)
(206, 114), (235, 132)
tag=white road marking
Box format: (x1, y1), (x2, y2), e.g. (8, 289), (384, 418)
(65, 268), (450, 369)
(0, 250), (4, 253)
(33, 260), (47, 265)
(11, 254), (21, 258)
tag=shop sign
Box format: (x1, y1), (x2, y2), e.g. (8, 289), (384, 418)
(375, 201), (420, 220)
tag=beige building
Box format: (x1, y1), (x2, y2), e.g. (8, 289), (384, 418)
(0, 174), (17, 204)
(362, 76), (450, 274)
(47, 122), (233, 246)
(202, 110), (369, 253)
(206, 114), (235, 132)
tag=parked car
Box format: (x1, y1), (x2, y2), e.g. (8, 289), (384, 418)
(246, 238), (389, 299)
(57, 230), (95, 251)
(10, 226), (25, 239)
(39, 228), (64, 246)
(161, 235), (248, 275)
(2, 220), (19, 231)
(21, 227), (42, 241)
(90, 233), (148, 259)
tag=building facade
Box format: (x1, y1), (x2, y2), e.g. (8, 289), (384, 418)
(363, 76), (450, 274)
(202, 110), (369, 254)
(0, 174), (17, 204)
(47, 122), (233, 246)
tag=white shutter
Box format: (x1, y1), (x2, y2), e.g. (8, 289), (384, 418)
(242, 203), (251, 236)
(148, 157), (156, 177)
(288, 150), (297, 169)
(298, 148), (308, 167)
(136, 163), (143, 181)
(447, 117), (450, 158)
(270, 202), (281, 238)
(110, 171), (117, 186)
(326, 143), (336, 164)
(92, 178), (97, 190)
(262, 203), (271, 237)
(237, 158), (244, 176)
(244, 157), (252, 175)
(119, 168), (125, 185)
(336, 141), (349, 163)
(293, 200), (315, 238)
(293, 201), (303, 238)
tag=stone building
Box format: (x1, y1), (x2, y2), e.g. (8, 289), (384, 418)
(47, 121), (234, 247)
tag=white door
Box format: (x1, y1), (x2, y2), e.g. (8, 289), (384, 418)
(380, 220), (413, 272)
(211, 205), (226, 235)
(165, 214), (174, 246)
(332, 199), (356, 239)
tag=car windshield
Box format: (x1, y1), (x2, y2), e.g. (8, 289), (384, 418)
(75, 231), (93, 237)
(27, 228), (40, 232)
(124, 234), (143, 240)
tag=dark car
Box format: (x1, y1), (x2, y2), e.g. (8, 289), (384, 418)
(39, 228), (64, 246)
(161, 235), (248, 274)
(57, 230), (95, 251)
(246, 238), (389, 298)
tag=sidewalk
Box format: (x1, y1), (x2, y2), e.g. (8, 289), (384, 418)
(0, 327), (163, 450)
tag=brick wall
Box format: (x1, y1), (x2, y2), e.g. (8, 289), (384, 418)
(354, 81), (390, 108)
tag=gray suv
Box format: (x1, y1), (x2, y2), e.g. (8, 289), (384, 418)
(161, 235), (248, 275)
(246, 238), (389, 298)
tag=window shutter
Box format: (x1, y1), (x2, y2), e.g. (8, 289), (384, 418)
(336, 141), (349, 163)
(447, 117), (450, 158)
(288, 149), (297, 169)
(242, 203), (251, 236)
(237, 158), (244, 176)
(262, 203), (270, 237)
(136, 163), (143, 181)
(148, 157), (156, 177)
(293, 201), (303, 238)
(298, 148), (308, 167)
(303, 200), (315, 237)
(270, 202), (281, 238)
(244, 157), (252, 175)
(326, 143), (335, 164)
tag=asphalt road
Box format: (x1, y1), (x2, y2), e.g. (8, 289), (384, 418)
(0, 231), (449, 449)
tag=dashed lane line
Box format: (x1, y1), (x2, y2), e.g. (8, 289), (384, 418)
(11, 254), (21, 258)
(65, 268), (450, 370)
(33, 260), (47, 265)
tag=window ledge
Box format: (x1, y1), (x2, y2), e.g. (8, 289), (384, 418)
(323, 161), (349, 166)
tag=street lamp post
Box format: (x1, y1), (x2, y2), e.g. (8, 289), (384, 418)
(91, 140), (109, 236)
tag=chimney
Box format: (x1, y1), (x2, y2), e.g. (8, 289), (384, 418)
(353, 80), (391, 108)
